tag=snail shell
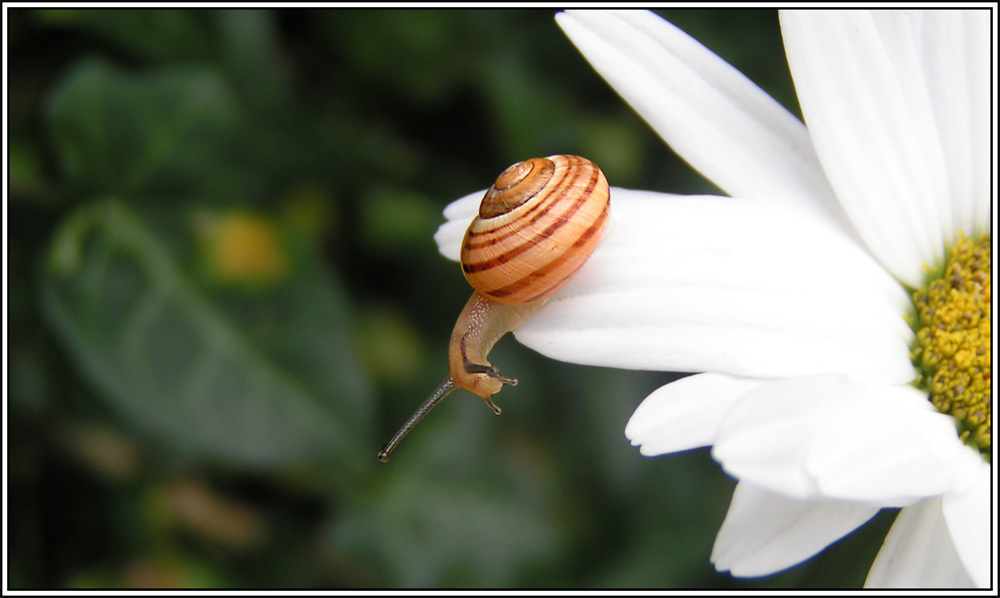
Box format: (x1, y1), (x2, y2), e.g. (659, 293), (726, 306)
(461, 155), (610, 305)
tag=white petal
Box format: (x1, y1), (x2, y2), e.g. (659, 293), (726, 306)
(913, 11), (992, 238)
(963, 11), (993, 234)
(509, 189), (914, 384)
(555, 10), (853, 232)
(624, 373), (766, 456)
(866, 499), (976, 587)
(433, 189), (484, 262)
(781, 11), (953, 287)
(807, 390), (983, 505)
(942, 459), (992, 587)
(711, 377), (834, 499)
(711, 481), (880, 577)
(713, 375), (981, 504)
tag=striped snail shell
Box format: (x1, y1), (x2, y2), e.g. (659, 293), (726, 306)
(378, 155), (610, 462)
(462, 155), (611, 305)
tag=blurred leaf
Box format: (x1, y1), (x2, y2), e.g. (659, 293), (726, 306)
(7, 341), (51, 415)
(42, 200), (371, 469)
(280, 184), (337, 243)
(359, 186), (441, 255)
(478, 50), (572, 159)
(327, 400), (562, 587)
(356, 305), (424, 384)
(333, 475), (557, 586)
(46, 59), (238, 198)
(68, 553), (225, 589)
(8, 139), (44, 196)
(576, 115), (645, 185)
(214, 10), (292, 112)
(325, 10), (470, 107)
(35, 9), (214, 62)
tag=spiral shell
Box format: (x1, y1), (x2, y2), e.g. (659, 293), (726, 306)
(461, 155), (610, 305)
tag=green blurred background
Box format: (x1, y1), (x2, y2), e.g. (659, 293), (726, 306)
(6, 8), (894, 589)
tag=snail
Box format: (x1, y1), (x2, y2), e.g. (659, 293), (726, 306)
(378, 155), (610, 462)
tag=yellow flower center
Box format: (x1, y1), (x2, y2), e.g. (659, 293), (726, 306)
(909, 233), (991, 460)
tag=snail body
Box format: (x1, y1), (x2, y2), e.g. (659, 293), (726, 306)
(379, 155), (610, 462)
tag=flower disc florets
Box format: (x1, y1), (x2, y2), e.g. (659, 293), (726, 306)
(909, 234), (991, 459)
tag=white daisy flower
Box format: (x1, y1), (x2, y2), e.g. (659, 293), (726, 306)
(434, 9), (992, 588)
